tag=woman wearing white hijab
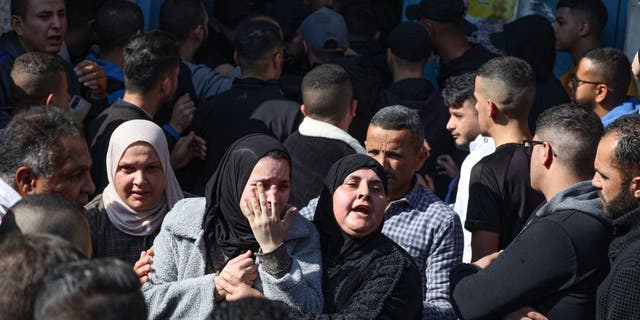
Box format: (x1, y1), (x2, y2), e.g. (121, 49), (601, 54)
(85, 119), (183, 265)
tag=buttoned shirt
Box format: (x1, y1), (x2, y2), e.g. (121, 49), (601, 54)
(300, 181), (463, 320)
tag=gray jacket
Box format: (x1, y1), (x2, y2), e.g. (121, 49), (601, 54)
(143, 198), (323, 319)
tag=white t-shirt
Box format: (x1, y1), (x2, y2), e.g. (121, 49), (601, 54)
(453, 135), (495, 263)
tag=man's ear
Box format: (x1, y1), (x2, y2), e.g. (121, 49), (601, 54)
(302, 40), (310, 55)
(419, 18), (435, 37)
(542, 142), (554, 168)
(233, 50), (239, 65)
(488, 100), (499, 119)
(15, 166), (37, 197)
(11, 15), (24, 36)
(578, 18), (592, 37)
(274, 49), (284, 70)
(631, 176), (640, 199)
(594, 84), (609, 104)
(415, 139), (430, 170)
(160, 76), (171, 94)
(350, 99), (358, 117)
(386, 48), (394, 66)
(45, 93), (56, 107)
(300, 104), (308, 117)
(194, 24), (205, 43)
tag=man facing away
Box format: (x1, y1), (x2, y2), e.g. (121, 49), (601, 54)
(451, 104), (611, 320)
(465, 57), (544, 261)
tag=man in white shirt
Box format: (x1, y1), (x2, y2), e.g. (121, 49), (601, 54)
(443, 72), (495, 262)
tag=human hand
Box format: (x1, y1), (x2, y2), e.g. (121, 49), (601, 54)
(75, 60), (107, 99)
(472, 251), (501, 269)
(415, 172), (435, 193)
(503, 306), (548, 320)
(241, 182), (296, 253)
(168, 94), (196, 134)
(214, 276), (264, 302)
(133, 247), (154, 285)
(219, 250), (258, 287)
(170, 131), (206, 170)
(436, 154), (460, 179)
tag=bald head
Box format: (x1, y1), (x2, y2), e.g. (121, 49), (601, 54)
(1, 194), (92, 257)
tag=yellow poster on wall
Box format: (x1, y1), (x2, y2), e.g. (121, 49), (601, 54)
(467, 0), (519, 23)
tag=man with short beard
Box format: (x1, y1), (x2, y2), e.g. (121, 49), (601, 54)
(592, 114), (640, 319)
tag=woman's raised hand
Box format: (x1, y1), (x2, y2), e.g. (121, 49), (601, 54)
(241, 182), (296, 253)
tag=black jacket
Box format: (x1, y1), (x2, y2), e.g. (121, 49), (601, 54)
(451, 181), (612, 320)
(596, 207), (640, 320)
(284, 132), (357, 208)
(181, 77), (302, 195)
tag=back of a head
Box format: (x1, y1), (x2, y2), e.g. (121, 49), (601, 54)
(66, 0), (104, 30)
(159, 0), (206, 43)
(442, 72), (476, 108)
(370, 105), (424, 151)
(0, 107), (79, 185)
(213, 297), (296, 320)
(34, 258), (147, 320)
(476, 56), (536, 118)
(9, 194), (92, 257)
(123, 30), (180, 94)
(0, 233), (83, 320)
(535, 104), (603, 179)
(235, 18), (283, 73)
(344, 4), (378, 42)
(10, 52), (65, 113)
(301, 64), (352, 124)
(94, 0), (143, 53)
(583, 47), (631, 98)
(499, 15), (556, 82)
(388, 21), (433, 67)
(557, 0), (608, 33)
(605, 114), (640, 176)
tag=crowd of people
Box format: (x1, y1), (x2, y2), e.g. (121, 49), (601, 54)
(0, 0), (639, 319)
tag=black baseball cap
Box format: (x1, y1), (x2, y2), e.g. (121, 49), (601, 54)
(388, 22), (433, 62)
(405, 0), (466, 24)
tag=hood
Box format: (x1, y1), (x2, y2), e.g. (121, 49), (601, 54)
(536, 181), (611, 226)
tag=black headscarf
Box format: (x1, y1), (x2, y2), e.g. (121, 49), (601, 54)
(313, 154), (387, 270)
(202, 134), (290, 271)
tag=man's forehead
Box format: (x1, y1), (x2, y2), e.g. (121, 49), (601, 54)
(26, 0), (65, 12)
(366, 127), (415, 148)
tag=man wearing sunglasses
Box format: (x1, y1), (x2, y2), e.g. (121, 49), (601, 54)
(571, 47), (640, 128)
(451, 104), (611, 320)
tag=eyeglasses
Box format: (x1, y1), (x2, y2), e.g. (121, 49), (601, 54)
(523, 139), (557, 157)
(569, 75), (602, 89)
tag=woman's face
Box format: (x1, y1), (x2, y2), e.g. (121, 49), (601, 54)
(332, 168), (387, 238)
(114, 142), (166, 211)
(240, 156), (291, 213)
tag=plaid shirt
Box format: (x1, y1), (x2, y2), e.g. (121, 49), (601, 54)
(299, 182), (463, 320)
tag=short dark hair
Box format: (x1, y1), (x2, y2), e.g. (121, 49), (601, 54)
(94, 0), (143, 53)
(557, 0), (608, 33)
(2, 194), (91, 257)
(583, 47), (631, 97)
(605, 114), (640, 176)
(535, 104), (603, 179)
(370, 105), (424, 152)
(235, 18), (283, 73)
(159, 0), (206, 43)
(344, 4), (378, 41)
(301, 64), (353, 124)
(477, 56), (536, 118)
(123, 30), (180, 94)
(33, 258), (147, 320)
(10, 52), (66, 113)
(442, 72), (476, 108)
(11, 0), (29, 17)
(0, 107), (79, 183)
(213, 297), (296, 320)
(0, 233), (84, 320)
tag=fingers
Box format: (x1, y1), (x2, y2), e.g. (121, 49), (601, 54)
(147, 247), (154, 257)
(256, 182), (269, 217)
(282, 206), (297, 232)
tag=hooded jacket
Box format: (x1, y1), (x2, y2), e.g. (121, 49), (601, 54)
(451, 181), (613, 320)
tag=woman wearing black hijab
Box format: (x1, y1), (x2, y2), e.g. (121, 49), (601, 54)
(301, 154), (422, 319)
(143, 134), (323, 319)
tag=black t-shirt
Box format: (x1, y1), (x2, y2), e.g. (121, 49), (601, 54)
(464, 143), (544, 250)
